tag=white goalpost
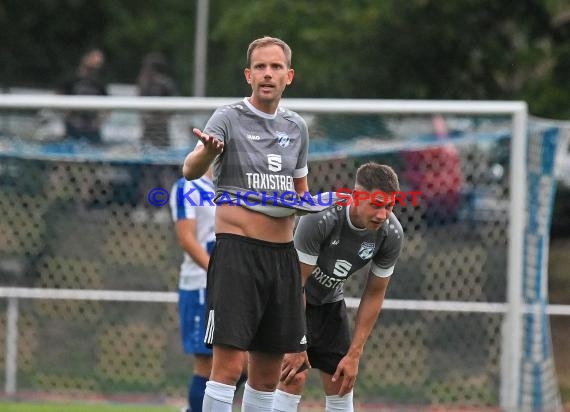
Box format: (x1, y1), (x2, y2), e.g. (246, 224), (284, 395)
(0, 95), (566, 411)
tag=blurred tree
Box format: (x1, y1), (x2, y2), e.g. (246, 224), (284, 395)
(101, 0), (195, 92)
(2, 0), (570, 118)
(209, 0), (570, 117)
(0, 0), (194, 93)
(0, 0), (108, 90)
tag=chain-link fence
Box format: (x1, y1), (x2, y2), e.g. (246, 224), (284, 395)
(0, 99), (566, 410)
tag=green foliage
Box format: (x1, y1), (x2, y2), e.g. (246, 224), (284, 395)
(101, 0), (195, 91)
(0, 0), (108, 88)
(3, 0), (570, 117)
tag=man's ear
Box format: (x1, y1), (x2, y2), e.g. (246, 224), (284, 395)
(244, 68), (252, 84)
(286, 68), (295, 85)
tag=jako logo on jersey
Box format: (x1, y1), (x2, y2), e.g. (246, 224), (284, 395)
(358, 242), (375, 259)
(300, 335), (307, 344)
(267, 154), (282, 172)
(247, 134), (261, 141)
(331, 239), (340, 246)
(275, 131), (290, 148)
(333, 260), (352, 278)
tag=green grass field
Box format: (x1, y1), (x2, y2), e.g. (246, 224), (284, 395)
(0, 402), (178, 412)
(0, 403), (332, 412)
(0, 403), (297, 412)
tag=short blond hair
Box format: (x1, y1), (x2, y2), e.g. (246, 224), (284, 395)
(246, 36), (292, 68)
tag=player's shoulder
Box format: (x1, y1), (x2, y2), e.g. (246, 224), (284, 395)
(380, 213), (404, 242)
(172, 176), (213, 198)
(277, 106), (308, 129)
(295, 204), (342, 247)
(300, 203), (343, 228)
(277, 105), (301, 119)
(192, 175), (214, 191)
(211, 100), (245, 119)
(171, 176), (188, 192)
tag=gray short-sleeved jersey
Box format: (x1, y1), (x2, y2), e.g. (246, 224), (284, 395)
(203, 98), (310, 215)
(294, 204), (404, 305)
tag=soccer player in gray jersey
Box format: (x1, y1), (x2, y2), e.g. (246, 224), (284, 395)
(272, 163), (405, 412)
(182, 37), (311, 412)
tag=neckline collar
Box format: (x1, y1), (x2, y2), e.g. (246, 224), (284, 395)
(243, 97), (278, 119)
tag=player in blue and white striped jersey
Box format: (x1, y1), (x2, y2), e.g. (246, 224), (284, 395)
(170, 170), (215, 412)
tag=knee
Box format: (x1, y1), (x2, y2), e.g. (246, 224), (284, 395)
(194, 355), (212, 378)
(288, 370), (308, 388)
(210, 347), (247, 385)
(278, 370), (308, 394)
(210, 362), (243, 385)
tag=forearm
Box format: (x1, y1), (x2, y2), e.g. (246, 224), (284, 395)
(182, 146), (216, 180)
(347, 297), (384, 359)
(300, 263), (314, 287)
(175, 220), (210, 271)
(180, 238), (210, 271)
(346, 277), (389, 359)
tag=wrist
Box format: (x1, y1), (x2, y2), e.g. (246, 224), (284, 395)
(346, 347), (363, 360)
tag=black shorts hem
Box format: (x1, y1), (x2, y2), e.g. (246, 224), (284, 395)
(208, 340), (307, 354)
(307, 351), (344, 375)
(248, 343), (307, 354)
(207, 340), (249, 351)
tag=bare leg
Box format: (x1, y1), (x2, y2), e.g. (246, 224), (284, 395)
(319, 370), (353, 412)
(247, 351), (283, 391)
(272, 370), (307, 412)
(241, 351), (283, 411)
(210, 345), (247, 384)
(203, 345), (246, 412)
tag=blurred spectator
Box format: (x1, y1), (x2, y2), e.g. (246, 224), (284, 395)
(58, 48), (108, 143)
(137, 52), (178, 148)
(401, 115), (463, 223)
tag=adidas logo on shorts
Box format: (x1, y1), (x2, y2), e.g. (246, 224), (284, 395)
(300, 335), (307, 345)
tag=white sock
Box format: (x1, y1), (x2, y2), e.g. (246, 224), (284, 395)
(241, 382), (275, 412)
(272, 388), (302, 412)
(325, 391), (353, 412)
(202, 380), (236, 412)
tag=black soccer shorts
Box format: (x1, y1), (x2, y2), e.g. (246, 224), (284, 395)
(204, 233), (307, 353)
(306, 300), (351, 375)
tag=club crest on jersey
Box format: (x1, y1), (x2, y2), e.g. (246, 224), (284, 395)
(358, 242), (375, 260)
(275, 131), (290, 148)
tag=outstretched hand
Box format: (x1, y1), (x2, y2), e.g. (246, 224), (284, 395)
(331, 354), (359, 397)
(280, 352), (311, 385)
(193, 128), (224, 155)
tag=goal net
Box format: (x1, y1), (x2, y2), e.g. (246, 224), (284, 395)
(0, 95), (565, 411)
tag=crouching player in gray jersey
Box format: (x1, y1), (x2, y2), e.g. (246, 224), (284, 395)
(272, 163), (405, 412)
(183, 37), (323, 412)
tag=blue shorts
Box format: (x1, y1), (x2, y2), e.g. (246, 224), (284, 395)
(178, 288), (213, 356)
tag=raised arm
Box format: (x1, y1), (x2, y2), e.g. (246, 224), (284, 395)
(182, 128), (224, 180)
(332, 272), (390, 396)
